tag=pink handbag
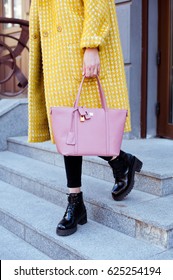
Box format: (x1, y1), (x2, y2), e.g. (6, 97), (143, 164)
(50, 75), (127, 156)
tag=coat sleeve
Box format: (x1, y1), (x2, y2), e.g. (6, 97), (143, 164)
(28, 0), (50, 142)
(80, 0), (111, 49)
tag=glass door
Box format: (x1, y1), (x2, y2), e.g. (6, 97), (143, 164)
(157, 0), (173, 138)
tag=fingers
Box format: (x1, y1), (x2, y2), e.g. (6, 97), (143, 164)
(82, 48), (100, 78)
(93, 65), (98, 77)
(82, 64), (100, 78)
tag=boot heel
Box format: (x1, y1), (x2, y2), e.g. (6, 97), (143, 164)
(135, 158), (143, 172)
(78, 213), (87, 225)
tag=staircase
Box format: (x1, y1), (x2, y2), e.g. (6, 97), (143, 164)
(0, 136), (173, 260)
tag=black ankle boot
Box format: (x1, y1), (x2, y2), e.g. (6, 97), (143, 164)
(56, 192), (87, 236)
(108, 150), (143, 201)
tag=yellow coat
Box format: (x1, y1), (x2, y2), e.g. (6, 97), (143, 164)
(28, 0), (131, 143)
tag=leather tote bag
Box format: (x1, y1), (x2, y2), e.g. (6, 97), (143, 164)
(50, 75), (127, 156)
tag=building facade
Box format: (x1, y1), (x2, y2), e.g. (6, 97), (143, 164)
(0, 0), (173, 140)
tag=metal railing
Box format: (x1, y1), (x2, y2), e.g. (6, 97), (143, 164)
(0, 17), (29, 97)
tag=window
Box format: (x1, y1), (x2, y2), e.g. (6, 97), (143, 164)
(3, 0), (22, 29)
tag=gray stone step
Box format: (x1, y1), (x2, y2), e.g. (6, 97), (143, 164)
(0, 150), (173, 249)
(0, 180), (168, 260)
(7, 136), (173, 196)
(0, 225), (52, 260)
(0, 101), (28, 151)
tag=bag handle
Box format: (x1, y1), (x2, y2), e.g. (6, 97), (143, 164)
(74, 74), (108, 110)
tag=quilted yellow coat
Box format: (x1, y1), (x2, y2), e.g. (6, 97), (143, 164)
(28, 0), (131, 143)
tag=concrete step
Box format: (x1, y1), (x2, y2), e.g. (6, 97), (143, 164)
(7, 136), (173, 196)
(0, 150), (173, 249)
(0, 101), (27, 151)
(0, 225), (52, 260)
(0, 180), (169, 260)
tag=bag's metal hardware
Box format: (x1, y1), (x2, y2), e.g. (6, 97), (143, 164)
(80, 116), (85, 122)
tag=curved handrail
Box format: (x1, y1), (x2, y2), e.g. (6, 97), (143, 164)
(0, 17), (29, 97)
(0, 17), (29, 27)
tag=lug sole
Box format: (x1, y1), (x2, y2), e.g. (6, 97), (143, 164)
(56, 212), (87, 237)
(56, 226), (77, 236)
(112, 156), (143, 201)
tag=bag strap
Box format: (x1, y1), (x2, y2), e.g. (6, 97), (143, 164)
(74, 74), (108, 110)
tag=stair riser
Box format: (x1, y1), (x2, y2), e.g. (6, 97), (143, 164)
(8, 142), (64, 168)
(0, 210), (83, 260)
(8, 141), (173, 197)
(136, 221), (173, 249)
(135, 174), (173, 196)
(0, 166), (171, 249)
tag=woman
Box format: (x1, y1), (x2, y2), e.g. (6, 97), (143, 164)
(28, 0), (142, 236)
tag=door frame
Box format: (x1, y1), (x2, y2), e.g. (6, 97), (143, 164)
(141, 0), (149, 138)
(157, 0), (173, 138)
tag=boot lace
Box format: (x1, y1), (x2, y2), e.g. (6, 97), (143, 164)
(63, 194), (79, 219)
(64, 203), (75, 219)
(111, 158), (128, 179)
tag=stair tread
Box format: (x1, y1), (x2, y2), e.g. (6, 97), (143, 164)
(0, 180), (165, 260)
(0, 151), (173, 230)
(8, 136), (173, 179)
(0, 225), (51, 260)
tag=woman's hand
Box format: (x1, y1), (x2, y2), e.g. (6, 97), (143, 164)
(82, 48), (100, 78)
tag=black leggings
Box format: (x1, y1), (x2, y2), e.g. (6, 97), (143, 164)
(64, 156), (112, 188)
